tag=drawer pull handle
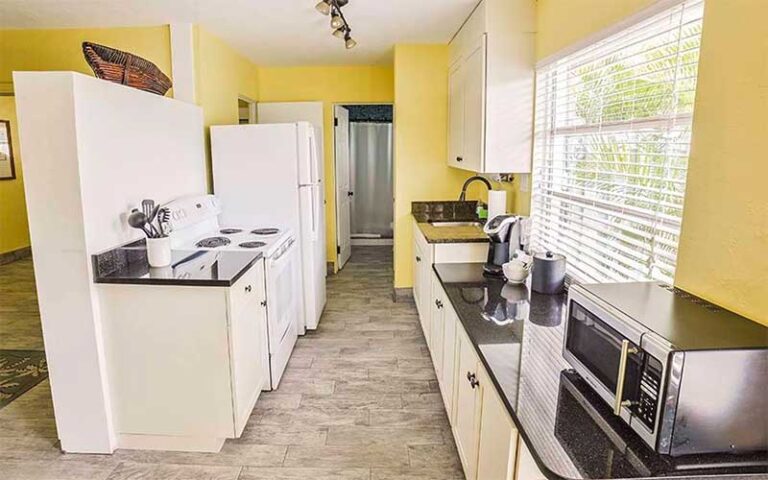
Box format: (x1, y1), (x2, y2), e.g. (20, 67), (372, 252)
(467, 371), (479, 389)
(245, 285), (252, 293)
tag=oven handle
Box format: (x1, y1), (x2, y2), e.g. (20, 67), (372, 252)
(614, 339), (639, 415)
(270, 238), (295, 263)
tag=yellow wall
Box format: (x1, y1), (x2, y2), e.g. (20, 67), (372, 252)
(675, 0), (768, 325)
(194, 26), (259, 188)
(257, 65), (395, 267)
(393, 45), (475, 288)
(0, 97), (28, 254)
(0, 26), (171, 254)
(534, 0), (767, 324)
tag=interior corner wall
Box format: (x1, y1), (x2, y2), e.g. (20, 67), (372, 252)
(0, 26), (172, 255)
(192, 26), (260, 191)
(674, 0), (768, 325)
(533, 0), (768, 324)
(393, 44), (475, 289)
(256, 65), (395, 269)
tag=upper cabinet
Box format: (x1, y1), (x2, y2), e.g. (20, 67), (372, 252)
(448, 0), (535, 174)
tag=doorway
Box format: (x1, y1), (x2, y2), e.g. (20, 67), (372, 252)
(334, 104), (394, 271)
(238, 96), (257, 124)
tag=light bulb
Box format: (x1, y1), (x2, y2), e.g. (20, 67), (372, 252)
(330, 14), (344, 29)
(345, 36), (357, 49)
(315, 1), (331, 15)
(332, 27), (346, 39)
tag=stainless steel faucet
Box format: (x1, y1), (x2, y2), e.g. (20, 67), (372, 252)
(458, 176), (492, 202)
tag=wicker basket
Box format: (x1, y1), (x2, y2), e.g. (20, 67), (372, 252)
(82, 42), (172, 96)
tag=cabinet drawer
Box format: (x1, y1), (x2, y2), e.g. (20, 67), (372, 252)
(229, 260), (265, 315)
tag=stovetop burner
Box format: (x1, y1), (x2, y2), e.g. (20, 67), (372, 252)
(220, 228), (243, 235)
(251, 228), (280, 236)
(239, 241), (267, 249)
(196, 236), (231, 248)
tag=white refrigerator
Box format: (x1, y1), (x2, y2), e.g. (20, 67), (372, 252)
(211, 122), (327, 331)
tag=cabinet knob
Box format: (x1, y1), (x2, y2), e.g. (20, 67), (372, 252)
(467, 371), (479, 389)
(245, 285), (252, 293)
(456, 156), (464, 162)
(437, 300), (443, 309)
(416, 256), (422, 262)
(260, 300), (267, 307)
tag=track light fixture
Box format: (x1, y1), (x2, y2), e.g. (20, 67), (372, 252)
(315, 0), (356, 50)
(314, 1), (331, 15)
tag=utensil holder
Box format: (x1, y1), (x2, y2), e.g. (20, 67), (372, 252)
(146, 237), (171, 267)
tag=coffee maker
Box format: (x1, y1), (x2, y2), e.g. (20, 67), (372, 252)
(483, 215), (522, 276)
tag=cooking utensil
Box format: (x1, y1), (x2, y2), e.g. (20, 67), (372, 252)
(531, 251), (566, 294)
(157, 207), (171, 237)
(141, 199), (160, 237)
(128, 209), (154, 238)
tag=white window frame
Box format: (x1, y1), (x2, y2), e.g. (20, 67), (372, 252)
(530, 0), (705, 285)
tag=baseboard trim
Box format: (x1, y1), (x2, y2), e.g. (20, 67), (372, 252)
(0, 246), (31, 266)
(393, 287), (415, 303)
(116, 434), (225, 453)
(327, 262), (335, 276)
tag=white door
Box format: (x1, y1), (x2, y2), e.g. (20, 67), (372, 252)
(334, 106), (352, 269)
(463, 35), (487, 173)
(448, 60), (466, 168)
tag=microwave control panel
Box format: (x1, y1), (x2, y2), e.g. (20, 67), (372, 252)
(632, 356), (663, 431)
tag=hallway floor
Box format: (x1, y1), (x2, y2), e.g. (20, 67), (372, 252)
(0, 247), (464, 479)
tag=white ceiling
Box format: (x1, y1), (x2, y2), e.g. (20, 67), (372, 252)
(0, 0), (480, 65)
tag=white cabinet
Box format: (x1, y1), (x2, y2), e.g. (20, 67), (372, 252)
(99, 260), (269, 452)
(429, 271), (446, 372)
(413, 226), (433, 341)
(448, 0), (535, 174)
(227, 262), (269, 435)
(440, 293), (458, 419)
(477, 367), (519, 480)
(453, 324), (485, 480)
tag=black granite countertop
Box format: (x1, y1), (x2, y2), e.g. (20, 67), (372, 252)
(92, 244), (262, 287)
(433, 263), (767, 480)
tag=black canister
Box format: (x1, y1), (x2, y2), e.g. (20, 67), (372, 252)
(531, 251), (566, 294)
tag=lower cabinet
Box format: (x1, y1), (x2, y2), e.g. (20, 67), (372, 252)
(477, 367), (518, 480)
(417, 267), (548, 480)
(453, 325), (485, 480)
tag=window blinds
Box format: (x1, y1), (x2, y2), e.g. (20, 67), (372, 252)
(530, 0), (704, 285)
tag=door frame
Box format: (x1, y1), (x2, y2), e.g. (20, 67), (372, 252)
(237, 95), (257, 124)
(332, 102), (395, 271)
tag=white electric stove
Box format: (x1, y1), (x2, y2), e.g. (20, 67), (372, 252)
(164, 194), (301, 390)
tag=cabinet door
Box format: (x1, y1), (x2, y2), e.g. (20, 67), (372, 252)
(477, 367), (518, 480)
(412, 233), (423, 316)
(429, 272), (445, 372)
(463, 34), (487, 173)
(441, 301), (458, 420)
(418, 251), (432, 343)
(448, 61), (466, 168)
(453, 326), (484, 480)
(229, 279), (267, 435)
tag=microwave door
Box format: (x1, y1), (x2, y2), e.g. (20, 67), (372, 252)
(565, 301), (644, 420)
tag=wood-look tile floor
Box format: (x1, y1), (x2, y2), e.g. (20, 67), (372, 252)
(0, 247), (465, 479)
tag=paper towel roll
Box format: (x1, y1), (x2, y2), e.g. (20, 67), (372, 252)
(488, 190), (507, 220)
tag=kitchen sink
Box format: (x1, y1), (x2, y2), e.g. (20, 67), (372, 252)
(428, 221), (482, 228)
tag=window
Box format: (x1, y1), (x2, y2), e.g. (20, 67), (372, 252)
(531, 0), (704, 284)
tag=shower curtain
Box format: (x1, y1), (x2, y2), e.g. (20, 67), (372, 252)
(349, 122), (393, 238)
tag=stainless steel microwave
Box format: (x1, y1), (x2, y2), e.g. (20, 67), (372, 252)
(563, 282), (768, 457)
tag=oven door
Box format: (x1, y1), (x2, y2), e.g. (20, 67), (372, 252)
(563, 288), (646, 424)
(264, 238), (300, 388)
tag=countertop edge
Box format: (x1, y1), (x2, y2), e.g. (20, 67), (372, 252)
(413, 218), (488, 245)
(92, 251), (263, 287)
(432, 263), (763, 480)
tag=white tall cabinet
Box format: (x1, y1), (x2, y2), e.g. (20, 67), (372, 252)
(448, 0), (536, 173)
